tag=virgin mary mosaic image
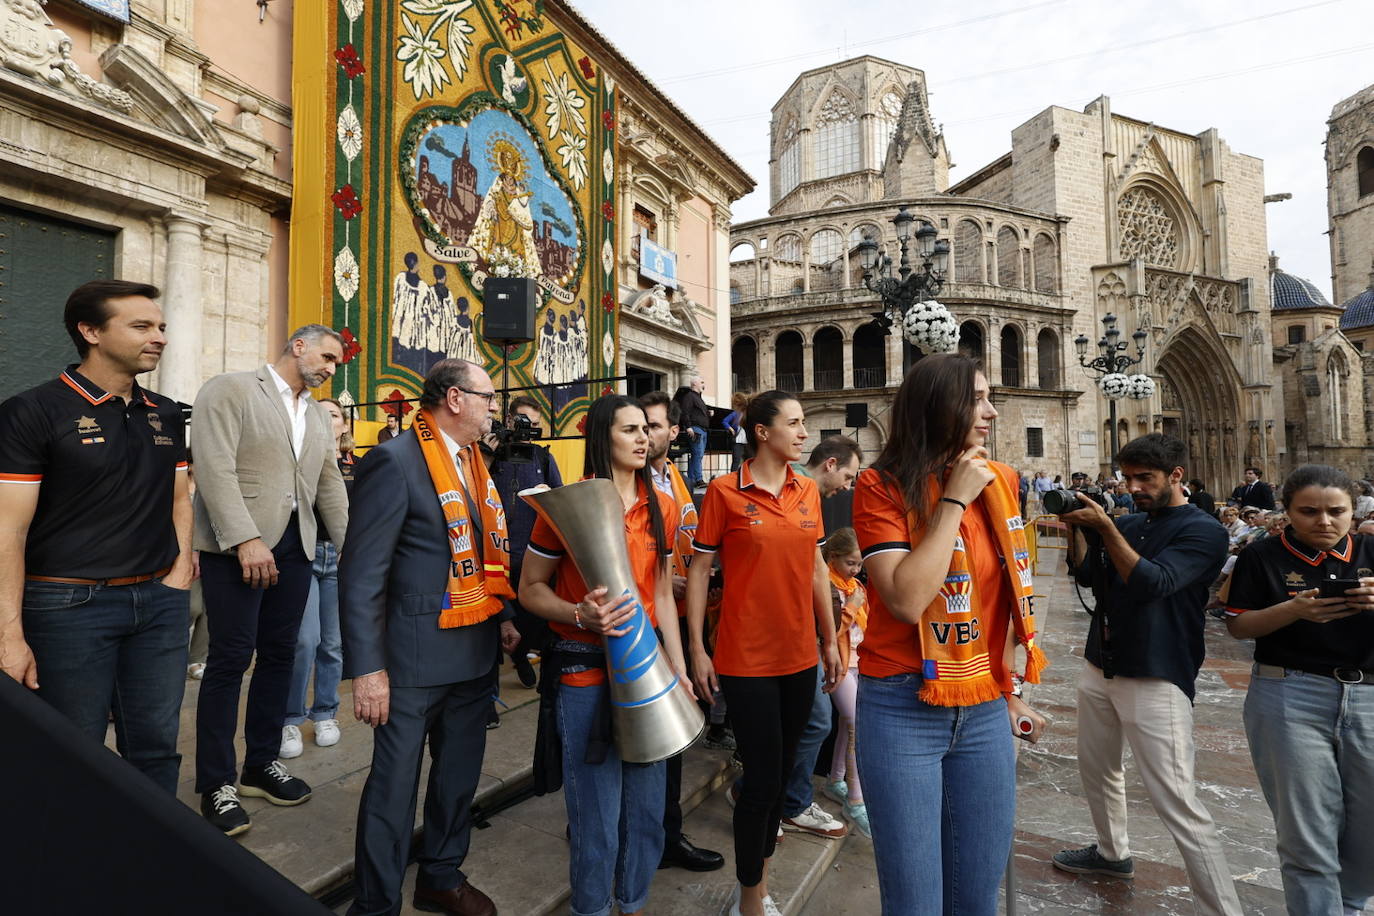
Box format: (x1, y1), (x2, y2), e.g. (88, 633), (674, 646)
(398, 107), (586, 402)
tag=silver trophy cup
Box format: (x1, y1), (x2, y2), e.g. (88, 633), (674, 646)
(520, 478), (705, 763)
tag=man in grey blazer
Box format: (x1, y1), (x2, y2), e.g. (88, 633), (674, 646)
(341, 359), (517, 916)
(191, 324), (349, 836)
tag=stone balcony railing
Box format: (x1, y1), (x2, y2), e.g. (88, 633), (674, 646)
(731, 280), (1067, 319)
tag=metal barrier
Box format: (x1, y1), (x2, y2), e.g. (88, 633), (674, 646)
(1029, 514), (1069, 575)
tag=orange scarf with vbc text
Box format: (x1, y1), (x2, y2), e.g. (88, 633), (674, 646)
(830, 568), (869, 670)
(413, 408), (514, 628)
(910, 461), (1047, 706)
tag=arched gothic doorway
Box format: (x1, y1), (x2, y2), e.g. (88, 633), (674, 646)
(1155, 324), (1245, 495)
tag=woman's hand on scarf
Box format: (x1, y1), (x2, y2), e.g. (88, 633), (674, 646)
(946, 446), (996, 507)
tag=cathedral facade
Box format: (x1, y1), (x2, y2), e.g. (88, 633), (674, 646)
(729, 56), (1276, 492)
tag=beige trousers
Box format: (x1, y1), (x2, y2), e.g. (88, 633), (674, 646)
(1076, 661), (1243, 916)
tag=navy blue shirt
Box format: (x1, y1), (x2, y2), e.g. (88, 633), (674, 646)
(1075, 502), (1229, 701)
(488, 445), (563, 572)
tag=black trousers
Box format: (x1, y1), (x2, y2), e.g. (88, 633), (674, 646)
(719, 666), (817, 887)
(195, 515), (312, 793)
(349, 668), (496, 916)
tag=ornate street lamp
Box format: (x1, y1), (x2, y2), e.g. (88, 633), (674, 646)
(1075, 314), (1153, 471)
(858, 207), (952, 371)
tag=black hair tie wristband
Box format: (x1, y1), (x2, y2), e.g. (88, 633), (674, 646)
(940, 496), (968, 511)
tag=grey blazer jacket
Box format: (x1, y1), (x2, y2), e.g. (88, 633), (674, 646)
(191, 365), (348, 556)
(338, 430), (512, 688)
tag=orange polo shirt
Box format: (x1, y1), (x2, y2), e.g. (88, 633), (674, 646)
(528, 480), (675, 686)
(851, 468), (1012, 681)
(691, 460), (826, 678)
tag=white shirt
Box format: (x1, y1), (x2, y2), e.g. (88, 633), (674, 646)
(266, 364), (310, 459)
(649, 460), (673, 497)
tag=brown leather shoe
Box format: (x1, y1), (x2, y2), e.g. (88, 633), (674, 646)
(413, 881), (496, 916)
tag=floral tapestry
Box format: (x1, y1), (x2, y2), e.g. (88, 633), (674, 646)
(294, 0), (618, 434)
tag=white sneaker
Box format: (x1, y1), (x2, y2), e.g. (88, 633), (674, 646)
(314, 719), (341, 748)
(762, 895), (782, 916)
(781, 802), (848, 838)
(279, 724), (303, 759)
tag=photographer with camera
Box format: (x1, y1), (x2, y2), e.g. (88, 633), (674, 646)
(483, 395), (562, 688)
(1224, 464), (1374, 915)
(1051, 434), (1242, 916)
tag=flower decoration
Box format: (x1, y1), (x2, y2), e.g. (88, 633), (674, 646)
(578, 56), (596, 80)
(601, 292), (615, 313)
(1126, 373), (1156, 400)
(556, 130), (588, 190)
(1098, 373), (1131, 399)
(334, 44), (366, 79)
(601, 237), (614, 275)
(601, 201), (615, 222)
(331, 184), (362, 220)
(397, 13), (450, 99)
(336, 105), (363, 162)
(333, 246), (360, 300)
(381, 390), (415, 417)
(339, 328), (362, 364)
(602, 110), (615, 132)
(542, 71), (588, 137)
(602, 146), (614, 185)
(341, 0), (365, 22)
(576, 415), (587, 435)
(901, 300), (959, 354)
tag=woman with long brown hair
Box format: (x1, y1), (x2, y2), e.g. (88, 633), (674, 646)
(852, 354), (1047, 914)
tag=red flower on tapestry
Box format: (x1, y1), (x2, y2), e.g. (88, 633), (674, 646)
(578, 56), (596, 80)
(602, 110), (615, 132)
(339, 327), (362, 364)
(601, 201), (615, 222)
(334, 44), (365, 79)
(576, 415), (587, 435)
(332, 184), (362, 220)
(381, 391), (414, 418)
(601, 292), (615, 313)
(601, 386), (614, 398)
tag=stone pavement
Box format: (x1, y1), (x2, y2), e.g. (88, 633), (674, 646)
(125, 559), (1297, 914)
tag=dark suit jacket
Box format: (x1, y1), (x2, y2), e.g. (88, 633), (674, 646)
(1230, 480), (1275, 511)
(338, 430), (512, 688)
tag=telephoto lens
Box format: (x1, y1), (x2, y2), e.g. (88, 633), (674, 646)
(1041, 488), (1080, 516)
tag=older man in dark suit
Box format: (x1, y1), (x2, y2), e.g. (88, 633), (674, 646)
(341, 359), (518, 916)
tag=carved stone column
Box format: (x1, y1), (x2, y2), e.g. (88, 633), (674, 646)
(160, 212), (209, 403)
(800, 339), (814, 393)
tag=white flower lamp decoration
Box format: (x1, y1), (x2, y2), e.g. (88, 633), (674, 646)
(903, 300), (959, 354)
(1099, 372), (1131, 400)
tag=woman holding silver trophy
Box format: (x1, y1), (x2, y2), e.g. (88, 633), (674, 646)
(518, 394), (695, 916)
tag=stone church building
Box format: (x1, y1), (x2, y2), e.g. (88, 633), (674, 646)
(729, 56), (1277, 492)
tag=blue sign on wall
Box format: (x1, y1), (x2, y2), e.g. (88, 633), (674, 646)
(66, 0), (131, 23)
(639, 236), (677, 289)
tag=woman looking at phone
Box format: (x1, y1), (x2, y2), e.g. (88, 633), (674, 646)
(1224, 464), (1374, 916)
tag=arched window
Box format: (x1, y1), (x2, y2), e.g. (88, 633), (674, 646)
(874, 88), (904, 168)
(809, 229), (843, 265)
(1000, 324), (1023, 387)
(774, 234), (802, 262)
(1328, 350), (1348, 439)
(731, 336), (757, 392)
(777, 119), (801, 199)
(813, 92), (859, 179)
(729, 241), (756, 263)
(1359, 147), (1374, 198)
(997, 226), (1022, 288)
(1037, 328), (1060, 389)
(775, 331), (804, 393)
(955, 220), (983, 284)
(1033, 234), (1058, 293)
(958, 321), (985, 364)
(853, 321), (886, 388)
(813, 327), (844, 390)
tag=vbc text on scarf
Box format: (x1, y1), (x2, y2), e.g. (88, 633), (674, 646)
(413, 407), (514, 628)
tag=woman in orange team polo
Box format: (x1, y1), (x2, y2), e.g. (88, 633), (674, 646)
(519, 394), (692, 916)
(853, 354), (1047, 915)
(686, 390), (843, 916)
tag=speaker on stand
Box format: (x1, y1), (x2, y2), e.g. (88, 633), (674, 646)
(481, 277), (538, 416)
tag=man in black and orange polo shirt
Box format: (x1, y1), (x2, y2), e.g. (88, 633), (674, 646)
(0, 280), (193, 795)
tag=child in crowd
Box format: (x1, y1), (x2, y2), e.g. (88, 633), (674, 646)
(822, 528), (870, 837)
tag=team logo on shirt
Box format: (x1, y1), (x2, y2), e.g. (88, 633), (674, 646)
(1359, 568), (1373, 579)
(76, 416), (101, 434)
(147, 413), (163, 432)
(798, 504), (810, 515)
(744, 503), (759, 516)
(1285, 572), (1306, 588)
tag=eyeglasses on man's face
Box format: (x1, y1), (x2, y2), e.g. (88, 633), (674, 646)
(456, 386), (497, 406)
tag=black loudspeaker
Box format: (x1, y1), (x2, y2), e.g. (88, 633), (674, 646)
(845, 402), (869, 429)
(482, 277), (538, 342)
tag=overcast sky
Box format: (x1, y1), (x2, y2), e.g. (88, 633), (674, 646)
(573, 0), (1371, 302)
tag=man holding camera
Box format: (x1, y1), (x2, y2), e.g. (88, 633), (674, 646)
(1053, 434), (1242, 916)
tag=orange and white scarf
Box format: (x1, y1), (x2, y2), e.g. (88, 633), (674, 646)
(912, 461), (1047, 706)
(830, 569), (869, 670)
(413, 407), (514, 628)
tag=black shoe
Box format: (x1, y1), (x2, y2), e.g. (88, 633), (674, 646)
(486, 706), (502, 729)
(239, 760), (312, 806)
(201, 785), (251, 836)
(659, 835), (725, 871)
(514, 653), (537, 689)
(1052, 844), (1135, 878)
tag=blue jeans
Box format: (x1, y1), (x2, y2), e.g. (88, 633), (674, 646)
(22, 577), (190, 794)
(857, 673), (1015, 916)
(286, 541), (342, 725)
(557, 682), (666, 916)
(688, 426), (707, 486)
(734, 661), (830, 818)
(1244, 669), (1374, 914)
